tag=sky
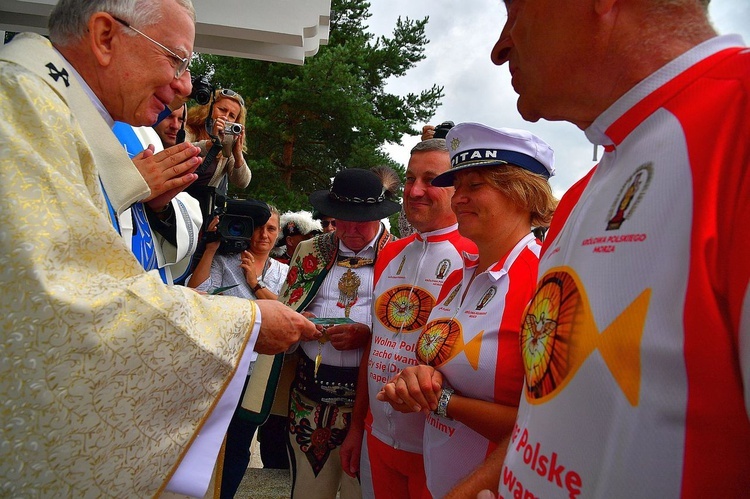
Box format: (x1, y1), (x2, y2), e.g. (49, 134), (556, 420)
(366, 1), (750, 198)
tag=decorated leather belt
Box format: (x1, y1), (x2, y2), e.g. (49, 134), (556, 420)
(295, 350), (358, 407)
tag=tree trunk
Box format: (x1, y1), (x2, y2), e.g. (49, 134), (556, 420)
(281, 137), (295, 187)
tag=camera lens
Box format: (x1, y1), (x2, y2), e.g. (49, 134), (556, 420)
(227, 220), (247, 237)
(190, 75), (213, 105)
(225, 123), (242, 135)
(195, 88), (210, 105)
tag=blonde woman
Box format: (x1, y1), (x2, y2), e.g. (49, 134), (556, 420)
(185, 88), (251, 218)
(379, 123), (557, 498)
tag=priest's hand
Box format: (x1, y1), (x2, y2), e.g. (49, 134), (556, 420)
(133, 142), (201, 208)
(253, 301), (320, 354)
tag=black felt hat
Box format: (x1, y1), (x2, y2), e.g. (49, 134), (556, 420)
(309, 168), (401, 222)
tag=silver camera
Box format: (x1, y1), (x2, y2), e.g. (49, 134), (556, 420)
(224, 122), (243, 135)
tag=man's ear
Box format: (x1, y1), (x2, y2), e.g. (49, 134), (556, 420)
(87, 12), (118, 67)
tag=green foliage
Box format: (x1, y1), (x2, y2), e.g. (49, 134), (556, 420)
(195, 0), (443, 212)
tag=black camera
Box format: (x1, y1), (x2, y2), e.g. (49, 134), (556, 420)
(215, 198), (271, 254)
(433, 121), (454, 139)
(190, 74), (214, 105)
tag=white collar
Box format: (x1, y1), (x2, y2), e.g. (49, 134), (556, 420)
(416, 223), (459, 239)
(53, 45), (115, 128)
(586, 34), (745, 146)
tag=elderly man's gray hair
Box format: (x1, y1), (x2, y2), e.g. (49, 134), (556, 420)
(49, 0), (195, 45)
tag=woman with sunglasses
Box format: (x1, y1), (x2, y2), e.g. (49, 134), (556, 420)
(185, 88), (251, 219)
(377, 123), (557, 498)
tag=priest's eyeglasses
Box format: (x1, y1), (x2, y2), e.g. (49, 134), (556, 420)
(114, 17), (192, 79)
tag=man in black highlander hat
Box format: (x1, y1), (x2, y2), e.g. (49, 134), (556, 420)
(277, 167), (400, 499)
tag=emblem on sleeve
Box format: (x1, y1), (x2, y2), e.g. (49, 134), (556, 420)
(45, 62), (70, 87)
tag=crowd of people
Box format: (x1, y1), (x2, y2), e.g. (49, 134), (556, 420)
(0, 0), (747, 498)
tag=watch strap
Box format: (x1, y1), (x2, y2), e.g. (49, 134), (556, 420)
(435, 386), (454, 419)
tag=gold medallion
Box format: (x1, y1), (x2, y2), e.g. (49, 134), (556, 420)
(337, 269), (361, 318)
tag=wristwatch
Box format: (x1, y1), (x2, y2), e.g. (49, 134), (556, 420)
(252, 281), (266, 293)
(435, 387), (454, 419)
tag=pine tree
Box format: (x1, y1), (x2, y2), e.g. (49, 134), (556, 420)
(190, 0), (443, 211)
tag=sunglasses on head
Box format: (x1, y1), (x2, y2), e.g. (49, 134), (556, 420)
(219, 88), (245, 107)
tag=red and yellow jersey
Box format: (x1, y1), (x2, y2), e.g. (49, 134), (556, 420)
(422, 233), (540, 498)
(367, 225), (475, 453)
(501, 35), (750, 499)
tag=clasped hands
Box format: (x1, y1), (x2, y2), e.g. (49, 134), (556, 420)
(132, 141), (201, 211)
(377, 364), (444, 415)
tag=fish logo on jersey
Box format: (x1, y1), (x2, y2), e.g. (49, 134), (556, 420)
(606, 163), (653, 230)
(416, 318), (484, 370)
(521, 268), (650, 406)
(436, 259), (451, 279)
(375, 285), (435, 333)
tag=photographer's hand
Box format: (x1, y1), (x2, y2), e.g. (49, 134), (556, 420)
(232, 129), (245, 168)
(421, 125), (436, 141)
(133, 142), (201, 207)
(204, 216), (221, 250)
(211, 116), (226, 139)
(185, 216), (220, 289)
(240, 250), (259, 287)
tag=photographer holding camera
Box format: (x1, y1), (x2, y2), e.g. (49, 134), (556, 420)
(187, 199), (289, 498)
(188, 200), (287, 301)
(185, 88), (251, 220)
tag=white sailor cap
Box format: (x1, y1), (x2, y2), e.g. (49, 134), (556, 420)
(432, 122), (555, 186)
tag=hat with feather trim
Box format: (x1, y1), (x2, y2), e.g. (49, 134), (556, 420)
(309, 168), (401, 222)
(275, 210), (322, 247)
